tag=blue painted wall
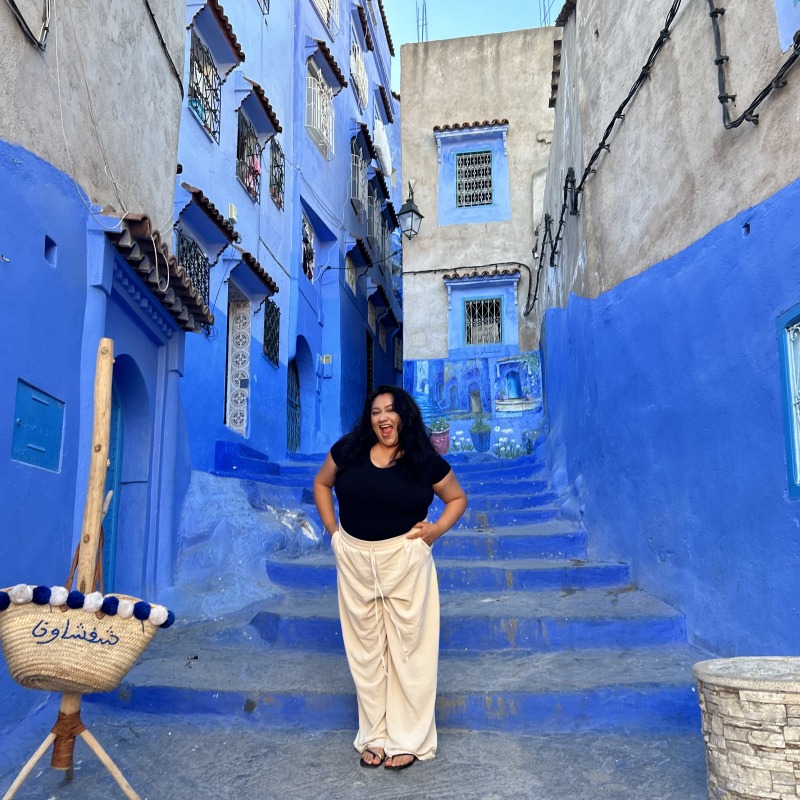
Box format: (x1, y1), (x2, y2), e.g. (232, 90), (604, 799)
(178, 0), (401, 470)
(0, 142), (187, 728)
(541, 178), (800, 656)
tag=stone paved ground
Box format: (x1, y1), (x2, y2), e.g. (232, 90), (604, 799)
(0, 703), (709, 800)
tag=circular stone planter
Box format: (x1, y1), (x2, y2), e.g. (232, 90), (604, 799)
(693, 657), (800, 799)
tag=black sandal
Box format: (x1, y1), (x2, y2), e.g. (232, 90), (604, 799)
(359, 749), (386, 768)
(384, 754), (417, 771)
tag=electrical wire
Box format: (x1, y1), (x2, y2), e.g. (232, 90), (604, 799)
(3, 0), (50, 50)
(141, 0), (184, 98)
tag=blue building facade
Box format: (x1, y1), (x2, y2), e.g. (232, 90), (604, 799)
(176, 0), (403, 477)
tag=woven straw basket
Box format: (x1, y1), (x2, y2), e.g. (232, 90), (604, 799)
(0, 593), (156, 695)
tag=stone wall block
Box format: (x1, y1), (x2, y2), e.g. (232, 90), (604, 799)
(694, 658), (800, 800)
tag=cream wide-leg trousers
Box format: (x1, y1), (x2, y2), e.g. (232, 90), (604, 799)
(331, 526), (440, 761)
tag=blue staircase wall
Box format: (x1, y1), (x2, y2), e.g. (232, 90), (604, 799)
(541, 177), (800, 657)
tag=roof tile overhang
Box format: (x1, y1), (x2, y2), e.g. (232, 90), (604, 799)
(442, 267), (521, 280)
(347, 237), (372, 266)
(433, 118), (509, 132)
(555, 0), (576, 27)
(240, 77), (282, 135)
(107, 215), (214, 332)
(371, 283), (400, 328)
(376, 0), (395, 56)
(238, 250), (279, 295)
(189, 0), (245, 76)
(178, 183), (236, 244)
(311, 39), (348, 93)
(356, 4), (374, 50)
(369, 168), (390, 200)
(358, 121), (378, 161)
(378, 85), (394, 123)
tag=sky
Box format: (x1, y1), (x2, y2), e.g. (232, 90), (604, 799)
(381, 0), (557, 91)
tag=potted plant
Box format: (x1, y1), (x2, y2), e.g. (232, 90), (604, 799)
(428, 416), (450, 455)
(470, 413), (492, 452)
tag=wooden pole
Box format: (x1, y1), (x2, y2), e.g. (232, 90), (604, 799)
(1, 734), (56, 800)
(76, 338), (115, 594)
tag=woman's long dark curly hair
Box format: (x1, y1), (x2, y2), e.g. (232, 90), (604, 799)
(335, 385), (438, 482)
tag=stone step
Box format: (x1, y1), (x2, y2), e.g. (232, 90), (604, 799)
(433, 490), (558, 512)
(453, 504), (561, 528)
(264, 553), (630, 592)
(247, 587), (686, 653)
(437, 521), (587, 559)
(86, 636), (704, 733)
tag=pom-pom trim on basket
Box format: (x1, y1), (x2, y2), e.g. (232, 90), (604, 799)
(0, 585), (174, 628)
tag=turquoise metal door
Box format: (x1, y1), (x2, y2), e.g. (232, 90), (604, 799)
(103, 385), (123, 592)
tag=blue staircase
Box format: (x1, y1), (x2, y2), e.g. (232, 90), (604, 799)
(87, 448), (704, 734)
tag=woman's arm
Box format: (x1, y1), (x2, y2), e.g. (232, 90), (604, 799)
(313, 453), (340, 537)
(406, 469), (468, 547)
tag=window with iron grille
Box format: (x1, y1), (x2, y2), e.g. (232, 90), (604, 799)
(456, 151), (493, 207)
(270, 138), (285, 209)
(350, 34), (368, 108)
(394, 336), (403, 372)
(368, 299), (376, 332)
(350, 139), (367, 217)
(301, 215), (315, 280)
(177, 231), (211, 306)
(262, 297), (280, 366)
(188, 31), (222, 143)
(236, 112), (262, 201)
(379, 323), (387, 352)
(464, 298), (502, 345)
(311, 0), (339, 32)
(345, 255), (357, 295)
(306, 62), (335, 159)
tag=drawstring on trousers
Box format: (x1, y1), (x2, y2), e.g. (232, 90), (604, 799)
(369, 548), (410, 671)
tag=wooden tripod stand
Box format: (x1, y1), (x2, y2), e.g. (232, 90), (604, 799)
(2, 340), (142, 800)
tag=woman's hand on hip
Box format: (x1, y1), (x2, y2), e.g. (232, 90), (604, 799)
(406, 520), (442, 547)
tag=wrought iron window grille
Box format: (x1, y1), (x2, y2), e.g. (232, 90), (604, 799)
(306, 68), (335, 159)
(302, 216), (315, 280)
(236, 112), (262, 201)
(350, 37), (368, 108)
(188, 31), (222, 143)
(350, 141), (368, 217)
(262, 297), (280, 366)
(270, 138), (285, 209)
(465, 298), (502, 345)
(456, 151), (493, 207)
(177, 231), (211, 306)
(311, 0), (339, 33)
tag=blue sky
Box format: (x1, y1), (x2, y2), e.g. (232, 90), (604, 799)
(381, 0), (555, 91)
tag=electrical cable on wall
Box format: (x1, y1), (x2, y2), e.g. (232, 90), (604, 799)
(4, 0), (50, 50)
(535, 0), (800, 316)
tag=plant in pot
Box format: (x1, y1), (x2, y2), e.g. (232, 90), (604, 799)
(428, 416), (450, 455)
(470, 413), (492, 452)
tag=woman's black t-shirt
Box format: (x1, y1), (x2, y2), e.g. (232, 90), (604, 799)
(330, 439), (451, 541)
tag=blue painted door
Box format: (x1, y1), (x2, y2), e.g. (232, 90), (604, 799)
(103, 385), (123, 593)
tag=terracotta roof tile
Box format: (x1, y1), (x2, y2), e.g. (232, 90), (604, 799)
(371, 168), (390, 200)
(442, 267), (520, 280)
(374, 283), (400, 328)
(376, 0), (395, 56)
(180, 183), (236, 241)
(379, 85), (394, 123)
(240, 250), (279, 294)
(190, 0), (246, 67)
(357, 5), (374, 50)
(107, 215), (214, 332)
(315, 39), (348, 89)
(358, 122), (378, 161)
(243, 77), (282, 133)
(433, 119), (509, 132)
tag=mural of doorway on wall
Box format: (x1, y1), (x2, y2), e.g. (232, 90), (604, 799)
(494, 353), (542, 412)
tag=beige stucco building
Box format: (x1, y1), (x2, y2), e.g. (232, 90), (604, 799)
(400, 28), (557, 359)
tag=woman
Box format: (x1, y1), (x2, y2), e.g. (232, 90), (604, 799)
(313, 385), (467, 771)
